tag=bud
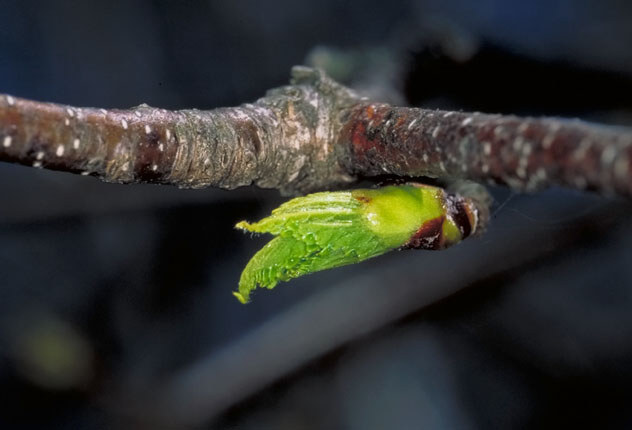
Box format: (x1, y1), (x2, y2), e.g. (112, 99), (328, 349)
(234, 184), (479, 303)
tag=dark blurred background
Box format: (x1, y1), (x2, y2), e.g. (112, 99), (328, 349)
(1, 1), (632, 428)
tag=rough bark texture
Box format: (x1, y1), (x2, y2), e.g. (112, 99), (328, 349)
(1, 66), (631, 201)
(339, 103), (632, 197)
(0, 67), (358, 195)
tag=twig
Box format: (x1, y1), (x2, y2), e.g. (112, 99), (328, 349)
(1, 66), (631, 197)
(0, 67), (358, 195)
(339, 103), (632, 197)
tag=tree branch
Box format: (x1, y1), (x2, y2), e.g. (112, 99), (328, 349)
(339, 103), (632, 197)
(0, 67), (358, 195)
(1, 66), (631, 198)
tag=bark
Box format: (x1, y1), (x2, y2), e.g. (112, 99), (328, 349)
(0, 67), (358, 195)
(1, 66), (631, 200)
(339, 103), (632, 197)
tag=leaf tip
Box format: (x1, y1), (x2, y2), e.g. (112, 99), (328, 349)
(235, 220), (252, 231)
(232, 291), (249, 304)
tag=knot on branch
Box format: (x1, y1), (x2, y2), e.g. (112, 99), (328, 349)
(252, 66), (362, 194)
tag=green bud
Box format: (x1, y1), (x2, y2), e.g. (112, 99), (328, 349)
(234, 184), (479, 303)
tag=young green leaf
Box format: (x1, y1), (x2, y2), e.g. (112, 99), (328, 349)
(234, 184), (479, 303)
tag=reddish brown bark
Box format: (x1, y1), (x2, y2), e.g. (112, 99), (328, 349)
(339, 103), (632, 197)
(1, 67), (631, 200)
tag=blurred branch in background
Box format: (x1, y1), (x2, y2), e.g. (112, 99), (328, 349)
(120, 197), (630, 427)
